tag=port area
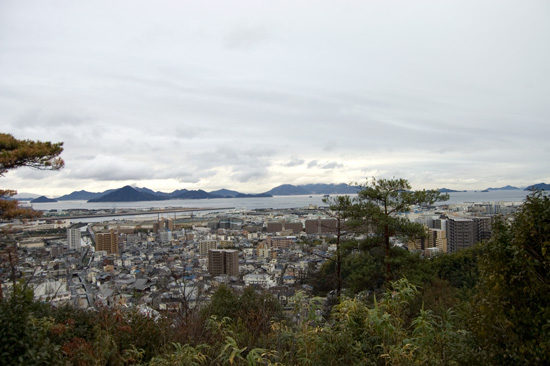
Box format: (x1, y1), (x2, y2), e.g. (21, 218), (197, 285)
(42, 207), (235, 220)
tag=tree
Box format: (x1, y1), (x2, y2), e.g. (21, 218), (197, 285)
(313, 178), (448, 299)
(355, 178), (448, 280)
(0, 133), (64, 220)
(1, 133), (64, 300)
(0, 283), (62, 365)
(322, 195), (357, 298)
(0, 133), (64, 176)
(469, 191), (550, 365)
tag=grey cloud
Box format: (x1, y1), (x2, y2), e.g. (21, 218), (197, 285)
(231, 168), (269, 183)
(150, 146), (276, 186)
(70, 156), (155, 181)
(173, 125), (204, 139)
(11, 168), (62, 181)
(191, 146), (274, 169)
(223, 24), (271, 50)
(14, 109), (94, 128)
(307, 160), (318, 169)
(284, 158), (305, 167)
(157, 167), (217, 184)
(1, 1), (548, 194)
(323, 142), (337, 152)
(319, 162), (343, 170)
(306, 160), (343, 170)
(176, 175), (201, 184)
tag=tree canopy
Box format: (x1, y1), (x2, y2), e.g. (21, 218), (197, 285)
(0, 133), (64, 220)
(324, 178), (449, 285)
(469, 191), (550, 364)
(356, 178), (447, 275)
(0, 133), (64, 177)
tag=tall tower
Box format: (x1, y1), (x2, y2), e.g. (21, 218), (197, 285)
(67, 228), (81, 250)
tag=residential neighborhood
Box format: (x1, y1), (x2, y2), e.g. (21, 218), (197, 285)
(0, 199), (520, 315)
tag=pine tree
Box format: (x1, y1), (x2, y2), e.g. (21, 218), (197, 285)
(0, 132), (64, 219)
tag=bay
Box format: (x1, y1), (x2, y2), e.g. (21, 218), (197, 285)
(30, 190), (532, 213)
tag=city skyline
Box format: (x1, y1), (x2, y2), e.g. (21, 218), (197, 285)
(1, 1), (549, 197)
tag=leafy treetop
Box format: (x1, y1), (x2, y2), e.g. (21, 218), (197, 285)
(328, 178), (449, 281)
(0, 133), (64, 177)
(0, 133), (64, 220)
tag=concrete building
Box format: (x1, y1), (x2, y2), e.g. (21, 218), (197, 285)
(50, 243), (65, 257)
(67, 228), (81, 250)
(212, 217), (243, 230)
(447, 217), (474, 253)
(257, 246), (272, 258)
(219, 217), (230, 229)
(208, 249), (239, 276)
(199, 240), (217, 256)
(96, 230), (119, 255)
(473, 217), (492, 242)
(267, 221), (283, 233)
(305, 218), (338, 234)
(284, 222), (303, 234)
(447, 216), (492, 253)
(267, 236), (294, 249)
(229, 218), (243, 230)
(159, 230), (172, 244)
(410, 226), (447, 253)
(243, 273), (274, 288)
(153, 218), (174, 233)
(428, 228), (447, 253)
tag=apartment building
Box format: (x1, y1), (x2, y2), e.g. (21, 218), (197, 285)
(67, 228), (81, 250)
(208, 249), (239, 276)
(96, 230), (119, 255)
(305, 218), (338, 234)
(447, 216), (492, 253)
(199, 240), (217, 256)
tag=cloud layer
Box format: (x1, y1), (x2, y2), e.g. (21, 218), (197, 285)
(1, 0), (549, 196)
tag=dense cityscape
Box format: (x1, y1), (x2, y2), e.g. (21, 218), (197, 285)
(2, 196), (521, 312)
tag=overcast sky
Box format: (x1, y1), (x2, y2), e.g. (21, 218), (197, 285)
(1, 0), (549, 196)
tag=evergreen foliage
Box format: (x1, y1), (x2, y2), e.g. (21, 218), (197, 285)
(0, 133), (64, 220)
(469, 191), (550, 365)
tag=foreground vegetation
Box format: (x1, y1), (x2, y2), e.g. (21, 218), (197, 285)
(1, 192), (549, 365)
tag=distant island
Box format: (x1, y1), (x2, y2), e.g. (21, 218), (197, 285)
(30, 196), (58, 203)
(484, 185), (520, 191)
(524, 183), (550, 191)
(438, 188), (465, 193)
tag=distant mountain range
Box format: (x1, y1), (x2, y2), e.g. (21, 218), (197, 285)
(20, 182), (549, 203)
(50, 183), (362, 202)
(264, 183), (361, 196)
(56, 189), (116, 201)
(85, 186), (274, 202)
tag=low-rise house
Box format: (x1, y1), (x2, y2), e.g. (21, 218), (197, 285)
(243, 273), (275, 288)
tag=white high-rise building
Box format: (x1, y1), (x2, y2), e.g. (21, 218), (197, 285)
(159, 230), (172, 244)
(67, 228), (81, 250)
